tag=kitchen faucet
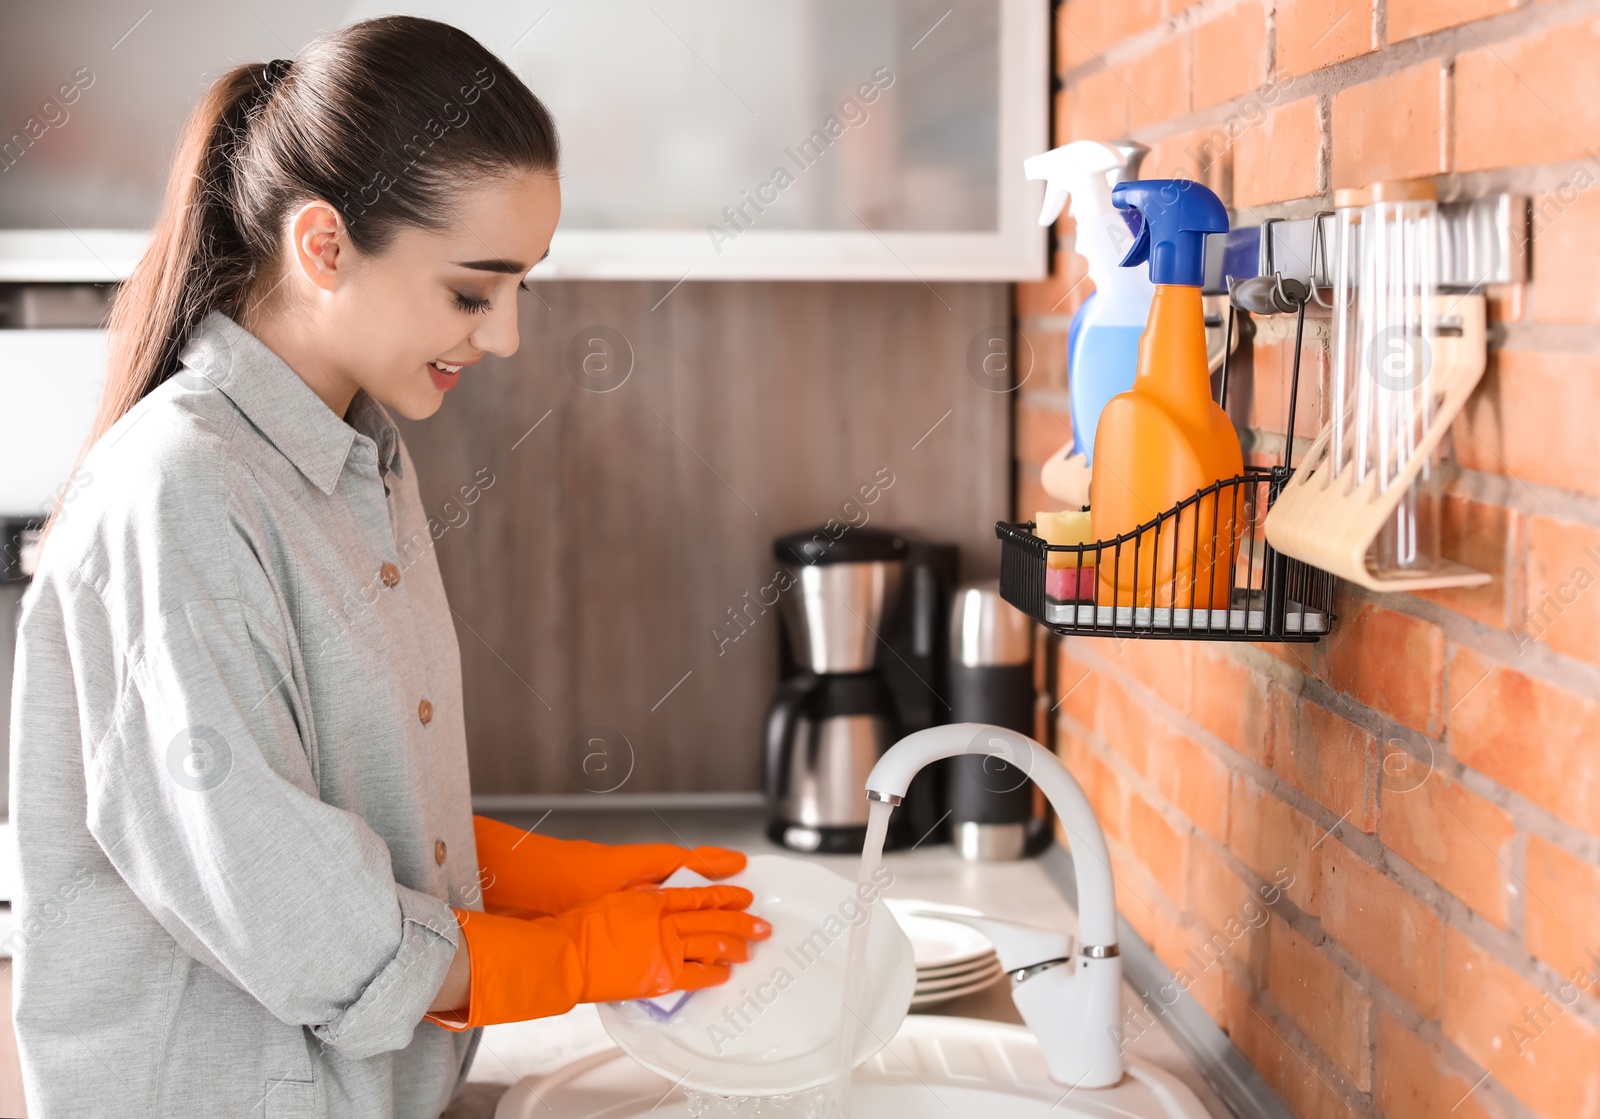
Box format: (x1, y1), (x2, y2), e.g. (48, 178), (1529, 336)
(865, 722), (1124, 1089)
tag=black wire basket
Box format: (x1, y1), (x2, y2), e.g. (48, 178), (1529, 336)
(996, 275), (1337, 642)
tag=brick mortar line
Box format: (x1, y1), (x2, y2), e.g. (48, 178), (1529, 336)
(1220, 609), (1600, 865)
(1335, 573), (1600, 706)
(1018, 356), (1600, 524)
(1226, 155), (1600, 216)
(1024, 505), (1600, 831)
(1015, 387), (1074, 412)
(1065, 700), (1411, 1004)
(1108, 829), (1395, 1112)
(1237, 427), (1313, 465)
(1080, 1), (1600, 196)
(1440, 52), (1455, 182)
(1272, 923), (1415, 1098)
(1056, 707), (1399, 1035)
(1060, 0), (1587, 110)
(1070, 796), (1218, 948)
(1244, 984), (1374, 1111)
(1059, 637), (1270, 773)
(1435, 1033), (1548, 1119)
(1058, 700), (1231, 847)
(1063, 638), (1391, 855)
(1061, 690), (1600, 1049)
(1016, 313), (1074, 333)
(1262, 0), (1278, 119)
(1443, 894), (1600, 1034)
(1055, 0), (1250, 87)
(1060, 701), (1327, 930)
(1315, 93), (1333, 197)
(1054, 460), (1599, 681)
(1036, 0), (1600, 1069)
(1509, 829), (1530, 950)
(1060, 667), (1600, 1076)
(1262, 662), (1417, 753)
(1521, 807), (1600, 866)
(1060, 652), (1600, 1053)
(1403, 1023), (1547, 1119)
(1496, 321), (1600, 353)
(1444, 153), (1600, 199)
(1097, 823), (1191, 922)
(1064, 635), (1600, 949)
(1444, 465), (1600, 529)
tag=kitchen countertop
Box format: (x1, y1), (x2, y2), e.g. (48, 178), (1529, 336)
(446, 807), (1231, 1119)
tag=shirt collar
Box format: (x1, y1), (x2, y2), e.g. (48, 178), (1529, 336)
(346, 390), (405, 482)
(178, 311), (404, 494)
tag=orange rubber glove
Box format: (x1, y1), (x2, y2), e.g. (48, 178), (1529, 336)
(427, 884), (771, 1031)
(473, 815), (747, 918)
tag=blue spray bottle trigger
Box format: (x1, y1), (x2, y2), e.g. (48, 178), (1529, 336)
(1111, 180), (1229, 287)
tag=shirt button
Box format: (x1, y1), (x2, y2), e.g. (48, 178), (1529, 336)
(434, 840), (447, 866)
(418, 698), (433, 725)
(380, 563), (401, 588)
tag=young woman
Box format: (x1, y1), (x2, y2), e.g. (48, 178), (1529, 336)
(9, 17), (769, 1118)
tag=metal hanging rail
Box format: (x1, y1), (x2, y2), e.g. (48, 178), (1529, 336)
(1201, 193), (1529, 295)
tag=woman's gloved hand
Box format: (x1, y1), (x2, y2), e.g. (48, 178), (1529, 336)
(473, 815), (747, 918)
(553, 883), (770, 1002)
(427, 884), (771, 1030)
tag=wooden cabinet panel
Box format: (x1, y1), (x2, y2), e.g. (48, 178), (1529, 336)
(398, 280), (1010, 795)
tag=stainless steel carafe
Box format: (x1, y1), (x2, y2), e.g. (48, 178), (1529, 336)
(765, 528), (906, 853)
(946, 581), (1040, 861)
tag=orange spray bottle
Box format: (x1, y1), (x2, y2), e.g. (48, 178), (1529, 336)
(1090, 180), (1241, 610)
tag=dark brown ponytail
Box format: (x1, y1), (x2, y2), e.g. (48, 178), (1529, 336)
(47, 15), (558, 540)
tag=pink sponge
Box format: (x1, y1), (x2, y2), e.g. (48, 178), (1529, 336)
(1045, 565), (1096, 602)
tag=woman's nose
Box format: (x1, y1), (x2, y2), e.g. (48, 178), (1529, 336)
(470, 298), (521, 359)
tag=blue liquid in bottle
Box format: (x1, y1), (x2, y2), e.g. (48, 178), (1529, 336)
(1071, 324), (1147, 466)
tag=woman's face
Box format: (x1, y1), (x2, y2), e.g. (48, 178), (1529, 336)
(275, 169), (561, 421)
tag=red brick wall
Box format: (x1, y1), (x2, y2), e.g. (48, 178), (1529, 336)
(1018, 4), (1600, 1118)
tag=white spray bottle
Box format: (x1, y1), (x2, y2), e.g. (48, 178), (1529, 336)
(1024, 140), (1153, 506)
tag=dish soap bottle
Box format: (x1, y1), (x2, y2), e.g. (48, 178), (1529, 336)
(1023, 141), (1155, 508)
(1090, 180), (1240, 610)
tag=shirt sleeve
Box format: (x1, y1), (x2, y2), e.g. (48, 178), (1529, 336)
(76, 560), (460, 1060)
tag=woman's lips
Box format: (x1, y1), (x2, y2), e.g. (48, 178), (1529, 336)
(428, 359), (463, 392)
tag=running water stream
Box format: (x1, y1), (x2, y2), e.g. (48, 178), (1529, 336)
(833, 798), (897, 1106)
(677, 800), (898, 1119)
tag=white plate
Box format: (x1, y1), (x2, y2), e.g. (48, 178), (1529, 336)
(596, 855), (915, 1097)
(909, 970), (1005, 1009)
(918, 950), (1000, 981)
(916, 961), (1005, 995)
(884, 899), (995, 971)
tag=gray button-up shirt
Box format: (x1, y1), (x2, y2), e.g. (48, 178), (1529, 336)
(9, 311), (482, 1118)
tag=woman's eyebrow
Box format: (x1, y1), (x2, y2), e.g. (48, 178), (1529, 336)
(452, 257), (528, 273)
(452, 247), (551, 273)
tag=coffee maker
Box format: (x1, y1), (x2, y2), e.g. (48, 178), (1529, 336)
(765, 527), (957, 853)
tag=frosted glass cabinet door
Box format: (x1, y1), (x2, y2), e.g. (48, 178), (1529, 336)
(357, 0), (1050, 280)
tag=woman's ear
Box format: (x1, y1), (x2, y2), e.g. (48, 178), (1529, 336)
(289, 200), (347, 292)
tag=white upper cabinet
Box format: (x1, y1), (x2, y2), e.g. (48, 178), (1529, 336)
(0, 0), (1048, 281)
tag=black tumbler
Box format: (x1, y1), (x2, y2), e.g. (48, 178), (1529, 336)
(947, 581), (1037, 860)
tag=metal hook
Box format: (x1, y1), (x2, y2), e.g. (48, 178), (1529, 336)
(1307, 210), (1334, 308)
(1229, 272), (1309, 315)
(1219, 279), (1237, 412)
(1284, 296), (1306, 471)
(1224, 272), (1309, 471)
(1257, 217), (1283, 279)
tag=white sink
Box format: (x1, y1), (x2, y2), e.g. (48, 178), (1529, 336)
(493, 1015), (1211, 1118)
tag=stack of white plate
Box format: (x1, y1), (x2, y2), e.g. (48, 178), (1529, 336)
(884, 899), (1005, 1009)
